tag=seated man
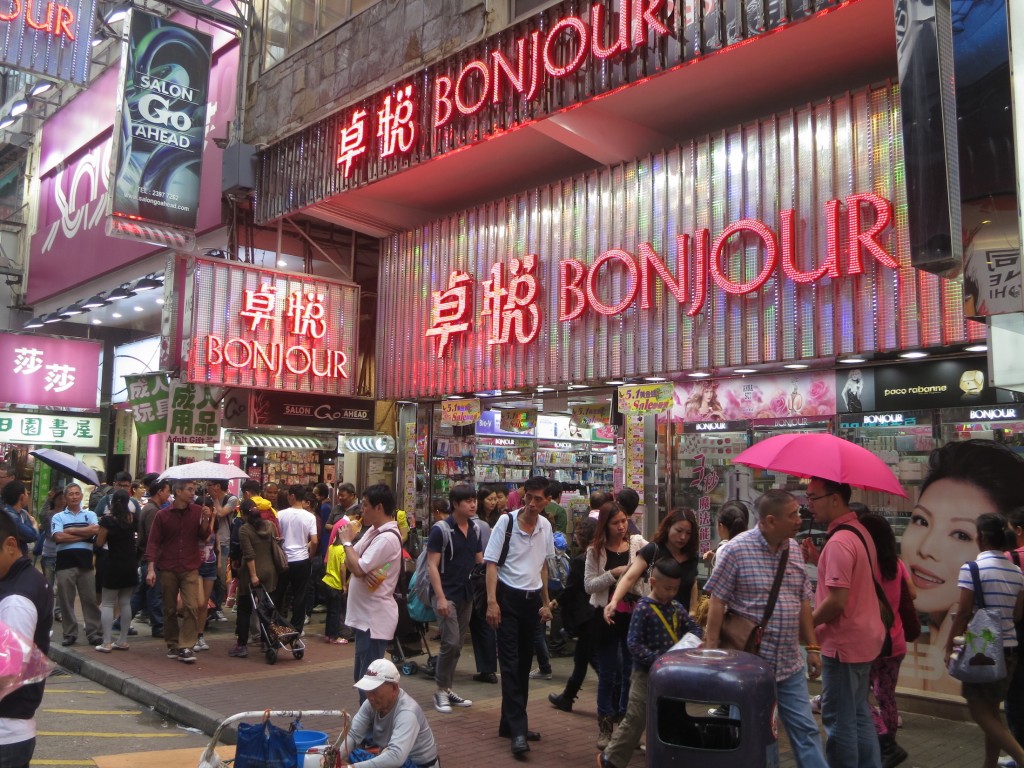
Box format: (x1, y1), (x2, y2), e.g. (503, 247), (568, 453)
(342, 658), (439, 768)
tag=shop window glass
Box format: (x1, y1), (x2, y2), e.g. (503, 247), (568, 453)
(289, 0), (317, 51)
(262, 0), (384, 71)
(263, 0), (289, 69)
(350, 0), (378, 16)
(318, 0), (349, 37)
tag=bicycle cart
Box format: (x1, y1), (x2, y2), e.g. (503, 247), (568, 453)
(198, 709), (350, 768)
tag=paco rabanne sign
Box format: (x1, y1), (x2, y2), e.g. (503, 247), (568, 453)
(426, 194), (896, 357)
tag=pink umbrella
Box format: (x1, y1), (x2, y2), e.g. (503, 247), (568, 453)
(733, 433), (908, 497)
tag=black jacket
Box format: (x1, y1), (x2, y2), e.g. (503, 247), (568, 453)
(0, 556), (53, 720)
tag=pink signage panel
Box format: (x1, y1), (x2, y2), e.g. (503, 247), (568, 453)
(0, 332), (101, 410)
(184, 258), (360, 396)
(671, 373), (837, 423)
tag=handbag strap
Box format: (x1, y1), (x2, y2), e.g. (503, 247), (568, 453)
(968, 560), (987, 609)
(650, 603), (680, 644)
(497, 512), (515, 568)
(831, 524), (894, 619)
(761, 546), (789, 627)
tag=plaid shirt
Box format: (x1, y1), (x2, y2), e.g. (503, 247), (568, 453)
(705, 527), (812, 681)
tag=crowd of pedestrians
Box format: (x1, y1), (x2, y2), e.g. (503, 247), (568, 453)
(1, 433), (1023, 768)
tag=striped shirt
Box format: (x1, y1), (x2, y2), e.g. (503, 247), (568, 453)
(957, 550), (1024, 649)
(705, 527), (813, 681)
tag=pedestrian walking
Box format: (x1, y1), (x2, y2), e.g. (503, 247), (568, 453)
(94, 490), (138, 653)
(229, 499), (279, 658)
(273, 484), (318, 632)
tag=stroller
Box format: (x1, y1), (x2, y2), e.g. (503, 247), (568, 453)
(389, 566), (436, 677)
(251, 584), (306, 665)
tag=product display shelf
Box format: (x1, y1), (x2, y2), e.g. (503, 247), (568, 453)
(262, 449), (323, 487)
(432, 436), (475, 496)
(475, 438), (535, 484)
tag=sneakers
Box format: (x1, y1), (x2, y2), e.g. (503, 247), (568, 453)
(809, 694), (822, 714)
(998, 757), (1018, 768)
(193, 636), (210, 651)
(529, 668), (553, 680)
(166, 647), (180, 659)
(214, 610), (229, 622)
(445, 689), (473, 708)
(433, 691), (453, 714)
(178, 648), (197, 664)
(228, 644), (249, 658)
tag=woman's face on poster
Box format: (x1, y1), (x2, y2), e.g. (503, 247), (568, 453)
(902, 478), (989, 616)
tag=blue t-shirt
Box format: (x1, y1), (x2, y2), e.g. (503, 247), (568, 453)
(51, 507), (98, 570)
(426, 516), (481, 603)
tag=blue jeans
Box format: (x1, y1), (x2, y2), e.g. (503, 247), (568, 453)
(353, 628), (389, 704)
(131, 560), (164, 631)
(595, 614), (631, 718)
(820, 655), (881, 768)
(773, 669), (827, 768)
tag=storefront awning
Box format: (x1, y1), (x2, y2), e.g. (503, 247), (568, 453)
(226, 433), (337, 451)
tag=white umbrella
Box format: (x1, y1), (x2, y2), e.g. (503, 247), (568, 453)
(30, 449), (100, 486)
(158, 460), (251, 482)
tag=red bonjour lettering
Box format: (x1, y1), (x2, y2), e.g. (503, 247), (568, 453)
(25, 0), (53, 31)
(455, 60), (490, 116)
(542, 16), (590, 77)
(586, 249), (639, 316)
(433, 75), (453, 128)
(687, 230), (708, 317)
(846, 193), (897, 274)
(526, 30), (543, 101)
(779, 208), (837, 283)
(638, 239), (687, 309)
(591, 0), (628, 58)
(285, 347), (312, 375)
(334, 351), (349, 379)
(825, 198), (842, 278)
(206, 335), (223, 366)
(711, 219), (779, 295)
(492, 38), (528, 102)
(53, 1), (72, 38)
(0, 0), (21, 22)
(224, 338), (254, 369)
(559, 258), (588, 320)
(631, 0), (669, 46)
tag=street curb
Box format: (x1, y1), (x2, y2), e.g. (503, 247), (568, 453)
(48, 646), (236, 743)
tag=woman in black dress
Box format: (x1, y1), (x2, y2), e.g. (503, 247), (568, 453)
(94, 489), (138, 652)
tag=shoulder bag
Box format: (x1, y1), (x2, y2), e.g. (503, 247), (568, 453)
(469, 511), (514, 618)
(719, 546), (788, 654)
(949, 560), (1008, 684)
(832, 524), (896, 656)
(270, 534), (289, 575)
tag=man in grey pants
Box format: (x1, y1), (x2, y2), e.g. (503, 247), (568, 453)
(50, 483), (101, 646)
(426, 483), (482, 715)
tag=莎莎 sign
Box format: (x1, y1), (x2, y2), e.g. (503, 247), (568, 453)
(0, 332), (101, 410)
(0, 0), (98, 85)
(185, 258), (359, 396)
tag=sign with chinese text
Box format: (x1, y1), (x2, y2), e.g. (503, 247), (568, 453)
(0, 332), (101, 410)
(440, 399), (481, 426)
(185, 258), (359, 396)
(377, 86), (981, 399)
(107, 10), (213, 249)
(124, 372), (170, 438)
(167, 380), (220, 443)
(622, 414), (645, 502)
(690, 453), (721, 555)
(0, 411), (101, 448)
(0, 0), (97, 85)
(618, 384), (673, 414)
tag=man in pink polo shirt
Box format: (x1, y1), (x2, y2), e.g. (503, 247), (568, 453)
(805, 477), (885, 768)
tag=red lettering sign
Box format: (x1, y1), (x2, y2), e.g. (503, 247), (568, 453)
(0, 0), (77, 40)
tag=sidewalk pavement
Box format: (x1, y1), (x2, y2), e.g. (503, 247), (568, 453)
(50, 612), (988, 767)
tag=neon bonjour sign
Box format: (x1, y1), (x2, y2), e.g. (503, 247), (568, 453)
(433, 0), (670, 127)
(426, 194), (896, 356)
(0, 0), (77, 40)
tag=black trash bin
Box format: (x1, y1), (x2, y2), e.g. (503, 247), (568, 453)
(647, 648), (778, 767)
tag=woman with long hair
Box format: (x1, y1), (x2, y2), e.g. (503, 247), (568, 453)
(229, 499), (279, 658)
(945, 513), (1024, 768)
(549, 517), (598, 712)
(94, 489), (137, 652)
(604, 507), (701, 617)
(193, 494), (219, 652)
(477, 485), (499, 529)
(585, 501), (647, 749)
(703, 500), (749, 573)
(860, 512), (915, 766)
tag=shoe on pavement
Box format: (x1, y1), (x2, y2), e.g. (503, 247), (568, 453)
(178, 648), (197, 664)
(166, 648), (180, 658)
(998, 758), (1017, 768)
(529, 668), (553, 680)
(112, 642), (130, 651)
(214, 610), (229, 622)
(94, 644), (112, 653)
(87, 635), (103, 646)
(510, 736), (530, 756)
(228, 644), (249, 658)
(151, 628), (164, 639)
(193, 636), (210, 651)
(61, 636), (76, 647)
(433, 691), (453, 714)
(473, 672), (498, 684)
(445, 689), (472, 707)
(127, 626), (138, 636)
(809, 694), (822, 714)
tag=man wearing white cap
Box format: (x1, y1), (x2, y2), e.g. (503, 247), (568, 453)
(342, 659), (439, 768)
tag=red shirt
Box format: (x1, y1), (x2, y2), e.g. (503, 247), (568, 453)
(146, 503), (212, 573)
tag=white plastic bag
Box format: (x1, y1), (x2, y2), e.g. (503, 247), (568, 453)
(0, 619), (55, 702)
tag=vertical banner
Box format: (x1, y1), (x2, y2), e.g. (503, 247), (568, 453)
(124, 373), (170, 437)
(106, 10), (213, 249)
(167, 380), (220, 442)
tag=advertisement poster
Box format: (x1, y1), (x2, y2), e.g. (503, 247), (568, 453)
(0, 332), (101, 411)
(440, 398), (481, 426)
(623, 415), (645, 503)
(869, 359), (1017, 411)
(618, 383), (674, 414)
(671, 372), (836, 423)
(108, 10), (212, 242)
(570, 404), (609, 428)
(477, 410), (536, 437)
(167, 380), (220, 442)
(124, 373), (170, 437)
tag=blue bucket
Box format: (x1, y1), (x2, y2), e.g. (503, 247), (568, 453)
(293, 730), (329, 768)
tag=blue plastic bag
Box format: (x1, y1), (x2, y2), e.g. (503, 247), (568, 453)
(407, 571), (437, 623)
(234, 719), (296, 768)
(349, 747), (418, 768)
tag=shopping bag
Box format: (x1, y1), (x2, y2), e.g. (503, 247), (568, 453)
(948, 562), (1007, 684)
(234, 719), (296, 768)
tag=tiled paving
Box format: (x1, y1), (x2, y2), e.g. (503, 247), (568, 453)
(51, 612), (988, 766)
